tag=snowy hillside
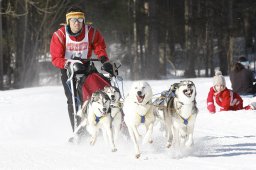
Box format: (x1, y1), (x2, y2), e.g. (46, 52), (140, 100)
(0, 77), (256, 170)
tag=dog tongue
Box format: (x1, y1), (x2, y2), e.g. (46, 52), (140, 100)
(185, 89), (192, 96)
(137, 95), (144, 103)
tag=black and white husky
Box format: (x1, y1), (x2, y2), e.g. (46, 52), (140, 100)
(103, 86), (123, 142)
(123, 81), (155, 158)
(153, 84), (177, 148)
(74, 90), (117, 152)
(167, 80), (198, 150)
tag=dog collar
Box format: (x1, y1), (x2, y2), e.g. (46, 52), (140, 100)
(174, 99), (196, 125)
(140, 115), (145, 123)
(94, 115), (106, 124)
(176, 112), (192, 125)
(136, 113), (145, 123)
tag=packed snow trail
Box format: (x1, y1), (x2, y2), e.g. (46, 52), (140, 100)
(0, 78), (255, 170)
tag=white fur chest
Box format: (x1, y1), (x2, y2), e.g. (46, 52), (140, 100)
(174, 98), (194, 119)
(110, 107), (121, 118)
(124, 101), (151, 116)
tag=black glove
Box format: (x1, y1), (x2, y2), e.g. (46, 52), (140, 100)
(100, 56), (108, 63)
(102, 62), (115, 76)
(73, 63), (87, 74)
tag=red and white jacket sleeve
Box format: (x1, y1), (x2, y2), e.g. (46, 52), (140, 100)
(207, 87), (216, 113)
(90, 27), (108, 60)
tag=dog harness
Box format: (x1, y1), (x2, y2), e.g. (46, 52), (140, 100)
(174, 100), (196, 125)
(134, 100), (152, 124)
(140, 115), (145, 123)
(176, 112), (192, 125)
(94, 107), (111, 124)
(94, 115), (106, 124)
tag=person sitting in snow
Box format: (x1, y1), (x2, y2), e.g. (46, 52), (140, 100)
(229, 56), (256, 96)
(207, 71), (255, 113)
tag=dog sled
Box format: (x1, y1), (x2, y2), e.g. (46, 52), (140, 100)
(66, 58), (122, 134)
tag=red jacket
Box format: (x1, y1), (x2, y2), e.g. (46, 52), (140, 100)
(50, 25), (108, 69)
(207, 87), (243, 112)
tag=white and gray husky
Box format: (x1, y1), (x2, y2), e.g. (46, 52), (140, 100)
(103, 86), (123, 142)
(73, 90), (117, 152)
(167, 80), (198, 150)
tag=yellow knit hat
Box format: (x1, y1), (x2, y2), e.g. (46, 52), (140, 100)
(66, 11), (85, 24)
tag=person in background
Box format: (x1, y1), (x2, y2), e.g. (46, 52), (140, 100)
(50, 6), (115, 132)
(229, 56), (256, 96)
(207, 71), (244, 113)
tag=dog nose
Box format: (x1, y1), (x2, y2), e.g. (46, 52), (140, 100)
(137, 91), (142, 96)
(102, 108), (107, 112)
(111, 95), (115, 100)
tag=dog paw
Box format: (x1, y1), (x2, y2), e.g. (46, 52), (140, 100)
(166, 143), (171, 148)
(112, 148), (117, 152)
(135, 153), (141, 159)
(68, 136), (81, 144)
(90, 138), (96, 145)
(68, 137), (74, 143)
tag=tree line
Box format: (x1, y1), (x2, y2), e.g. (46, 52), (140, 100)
(0, 0), (256, 89)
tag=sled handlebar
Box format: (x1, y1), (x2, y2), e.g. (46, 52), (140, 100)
(83, 58), (101, 62)
(67, 58), (101, 63)
(66, 59), (102, 80)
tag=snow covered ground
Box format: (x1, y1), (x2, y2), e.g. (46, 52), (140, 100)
(0, 77), (256, 170)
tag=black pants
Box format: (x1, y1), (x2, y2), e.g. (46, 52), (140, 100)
(61, 69), (77, 132)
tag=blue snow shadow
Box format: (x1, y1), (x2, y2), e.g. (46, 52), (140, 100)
(192, 135), (256, 157)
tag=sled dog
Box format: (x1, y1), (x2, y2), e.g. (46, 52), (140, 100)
(74, 91), (117, 152)
(123, 81), (155, 158)
(153, 83), (179, 148)
(103, 86), (123, 142)
(167, 80), (198, 149)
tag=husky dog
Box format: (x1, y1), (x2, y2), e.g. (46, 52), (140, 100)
(153, 89), (174, 148)
(103, 86), (123, 141)
(153, 83), (179, 148)
(167, 80), (198, 149)
(74, 91), (117, 152)
(123, 81), (155, 158)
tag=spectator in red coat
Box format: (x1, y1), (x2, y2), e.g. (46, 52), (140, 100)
(207, 71), (244, 113)
(50, 6), (115, 132)
(207, 71), (256, 113)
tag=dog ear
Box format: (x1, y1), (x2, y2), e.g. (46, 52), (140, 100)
(103, 92), (110, 101)
(103, 86), (108, 91)
(91, 92), (99, 102)
(170, 83), (179, 92)
(91, 93), (96, 102)
(113, 86), (120, 93)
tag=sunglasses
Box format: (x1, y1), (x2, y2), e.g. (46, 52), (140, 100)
(69, 18), (84, 23)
